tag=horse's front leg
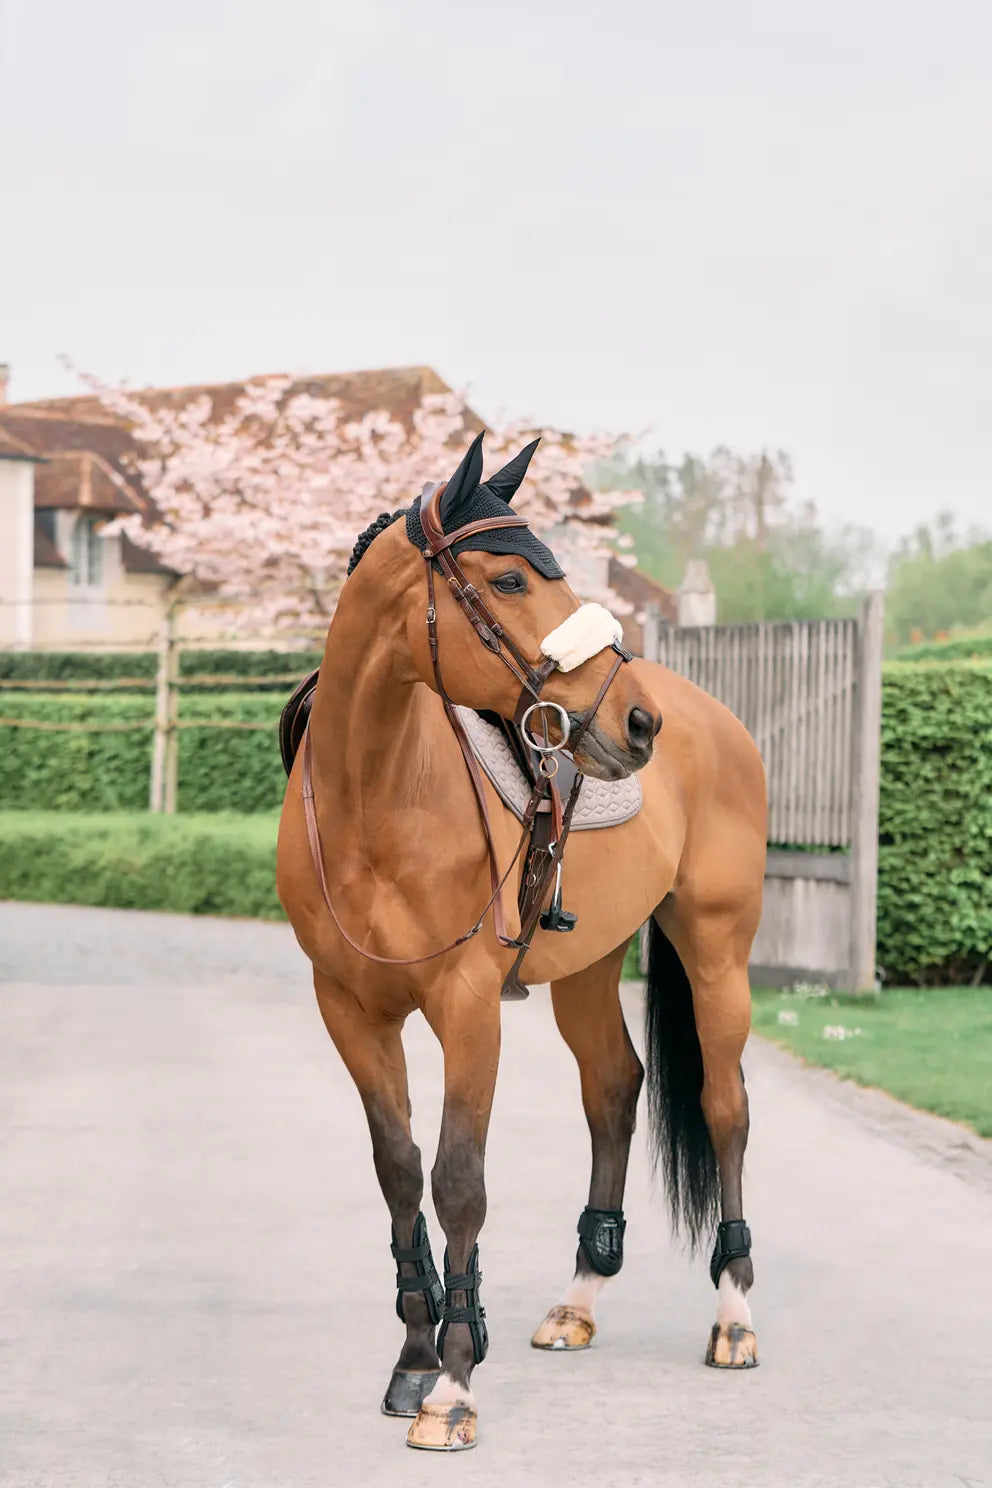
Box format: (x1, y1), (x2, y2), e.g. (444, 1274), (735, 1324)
(531, 943), (644, 1351)
(313, 971), (443, 1420)
(406, 973), (501, 1453)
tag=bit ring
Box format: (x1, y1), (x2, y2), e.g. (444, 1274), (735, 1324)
(519, 701), (571, 754)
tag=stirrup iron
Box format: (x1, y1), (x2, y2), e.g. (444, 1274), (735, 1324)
(540, 859), (578, 933)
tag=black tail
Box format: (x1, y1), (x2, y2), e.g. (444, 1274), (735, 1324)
(644, 918), (719, 1249)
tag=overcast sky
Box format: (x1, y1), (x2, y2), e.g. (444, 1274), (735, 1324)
(2, 0), (990, 542)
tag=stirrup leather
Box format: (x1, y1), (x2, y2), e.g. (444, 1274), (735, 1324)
(436, 1244), (489, 1365)
(391, 1212), (444, 1325)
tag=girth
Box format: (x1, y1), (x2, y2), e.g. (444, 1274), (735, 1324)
(295, 478), (632, 980)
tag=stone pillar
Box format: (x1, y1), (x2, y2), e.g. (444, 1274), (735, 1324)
(677, 558), (716, 628)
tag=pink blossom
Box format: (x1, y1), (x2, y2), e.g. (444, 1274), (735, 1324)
(81, 370), (643, 636)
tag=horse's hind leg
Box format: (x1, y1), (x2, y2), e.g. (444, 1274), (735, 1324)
(651, 901), (758, 1369)
(532, 942), (644, 1351)
(313, 972), (442, 1419)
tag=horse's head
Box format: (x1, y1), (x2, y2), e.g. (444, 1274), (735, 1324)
(351, 432), (662, 780)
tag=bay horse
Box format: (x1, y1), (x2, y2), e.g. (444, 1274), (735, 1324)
(276, 432), (766, 1452)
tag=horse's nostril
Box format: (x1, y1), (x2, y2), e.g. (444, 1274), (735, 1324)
(627, 706), (659, 753)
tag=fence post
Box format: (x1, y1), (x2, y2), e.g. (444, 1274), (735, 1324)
(163, 618), (180, 815)
(641, 602), (660, 662)
(149, 609), (178, 814)
(848, 590), (885, 991)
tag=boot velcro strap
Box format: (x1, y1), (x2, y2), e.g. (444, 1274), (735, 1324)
(396, 1273), (438, 1294)
(392, 1213), (444, 1324)
(443, 1270), (481, 1293)
(391, 1237), (431, 1264)
(441, 1304), (484, 1325)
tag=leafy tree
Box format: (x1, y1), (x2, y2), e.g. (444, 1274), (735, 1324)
(599, 447), (876, 623)
(886, 515), (992, 645)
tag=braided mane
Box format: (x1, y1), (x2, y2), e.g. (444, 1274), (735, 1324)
(347, 508), (408, 576)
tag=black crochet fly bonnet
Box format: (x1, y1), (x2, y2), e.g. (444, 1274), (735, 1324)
(405, 431), (565, 579)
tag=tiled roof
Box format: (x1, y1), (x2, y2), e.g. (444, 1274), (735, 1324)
(33, 451), (146, 514)
(608, 557), (676, 622)
(0, 420), (46, 461)
(120, 533), (175, 577)
(11, 365), (467, 435)
(0, 407), (135, 466)
(608, 558), (676, 655)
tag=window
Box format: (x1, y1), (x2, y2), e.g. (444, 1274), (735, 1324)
(70, 515), (104, 588)
(35, 509), (56, 544)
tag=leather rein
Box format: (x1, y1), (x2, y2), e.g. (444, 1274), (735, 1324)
(300, 479), (629, 969)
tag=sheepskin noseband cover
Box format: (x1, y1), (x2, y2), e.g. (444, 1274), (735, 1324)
(540, 603), (624, 672)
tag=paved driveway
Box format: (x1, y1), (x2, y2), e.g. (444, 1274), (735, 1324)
(1, 903), (989, 1488)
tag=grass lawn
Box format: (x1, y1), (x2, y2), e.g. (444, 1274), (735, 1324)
(751, 986), (992, 1138)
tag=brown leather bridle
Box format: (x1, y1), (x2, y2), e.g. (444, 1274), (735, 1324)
(301, 479), (630, 970)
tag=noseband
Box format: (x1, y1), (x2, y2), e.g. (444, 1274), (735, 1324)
(301, 478), (631, 973)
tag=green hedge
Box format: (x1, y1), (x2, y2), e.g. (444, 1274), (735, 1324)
(0, 648), (321, 693)
(876, 662), (992, 984)
(0, 693), (287, 813)
(4, 662), (992, 985)
(0, 811), (283, 918)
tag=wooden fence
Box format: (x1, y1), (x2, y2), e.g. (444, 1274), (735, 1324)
(642, 593), (884, 991)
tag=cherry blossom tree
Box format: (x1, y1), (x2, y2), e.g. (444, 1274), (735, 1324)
(84, 373), (642, 637)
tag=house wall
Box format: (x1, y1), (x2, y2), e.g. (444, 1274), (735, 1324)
(0, 459), (36, 648)
(30, 525), (298, 653)
(31, 566), (171, 650)
(32, 519), (173, 650)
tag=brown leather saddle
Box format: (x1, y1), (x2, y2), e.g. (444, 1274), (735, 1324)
(279, 667), (319, 778)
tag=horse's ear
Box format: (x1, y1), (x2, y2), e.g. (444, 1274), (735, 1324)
(439, 430), (486, 528)
(484, 438), (540, 505)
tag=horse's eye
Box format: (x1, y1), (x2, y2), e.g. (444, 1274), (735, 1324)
(492, 571), (528, 595)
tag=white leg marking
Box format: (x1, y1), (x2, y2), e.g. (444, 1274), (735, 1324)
(422, 1372), (476, 1410)
(559, 1272), (607, 1317)
(717, 1269), (753, 1329)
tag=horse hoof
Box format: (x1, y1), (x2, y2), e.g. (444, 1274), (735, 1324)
(406, 1401), (478, 1451)
(705, 1323), (759, 1369)
(531, 1305), (597, 1351)
(381, 1368), (440, 1418)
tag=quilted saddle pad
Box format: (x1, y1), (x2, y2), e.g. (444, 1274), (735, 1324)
(453, 706), (642, 831)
